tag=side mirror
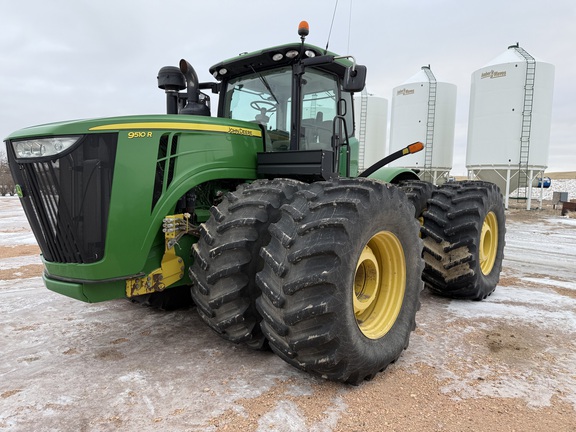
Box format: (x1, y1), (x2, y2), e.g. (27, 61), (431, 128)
(343, 65), (367, 92)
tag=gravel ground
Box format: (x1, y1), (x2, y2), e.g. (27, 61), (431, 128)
(0, 193), (575, 431)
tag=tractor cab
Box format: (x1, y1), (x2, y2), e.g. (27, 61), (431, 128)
(212, 42), (364, 148)
(159, 22), (367, 180)
(218, 58), (339, 153)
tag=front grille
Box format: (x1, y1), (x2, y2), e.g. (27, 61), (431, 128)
(7, 134), (118, 263)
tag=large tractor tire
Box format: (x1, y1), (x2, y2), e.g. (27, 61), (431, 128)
(421, 181), (505, 300)
(189, 179), (302, 349)
(398, 179), (437, 218)
(255, 178), (424, 384)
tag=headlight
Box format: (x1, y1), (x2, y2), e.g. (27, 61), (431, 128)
(12, 136), (82, 158)
(286, 50), (299, 59)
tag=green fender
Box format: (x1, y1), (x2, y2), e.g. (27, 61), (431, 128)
(366, 167), (420, 184)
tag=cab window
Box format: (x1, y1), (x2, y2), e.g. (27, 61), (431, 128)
(300, 69), (339, 150)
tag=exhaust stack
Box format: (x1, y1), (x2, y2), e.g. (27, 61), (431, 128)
(179, 59), (210, 116)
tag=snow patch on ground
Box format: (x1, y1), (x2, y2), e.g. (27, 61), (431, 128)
(407, 287), (576, 408)
(0, 197), (36, 245)
(0, 255), (42, 270)
(403, 208), (576, 409)
(256, 396), (347, 432)
(1, 191), (576, 428)
(0, 231), (37, 245)
(0, 276), (43, 293)
(523, 276), (576, 291)
(447, 287), (576, 332)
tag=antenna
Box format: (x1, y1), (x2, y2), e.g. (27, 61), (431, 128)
(347, 0), (353, 53)
(325, 0), (339, 52)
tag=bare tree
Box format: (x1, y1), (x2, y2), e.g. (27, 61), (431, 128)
(0, 149), (16, 196)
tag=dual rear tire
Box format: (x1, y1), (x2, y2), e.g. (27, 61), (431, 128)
(255, 178), (424, 384)
(190, 177), (424, 383)
(421, 181), (506, 300)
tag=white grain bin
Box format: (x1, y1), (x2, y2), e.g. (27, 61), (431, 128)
(388, 66), (457, 184)
(466, 44), (555, 209)
(355, 89), (388, 171)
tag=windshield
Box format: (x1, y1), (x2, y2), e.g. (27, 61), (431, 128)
(223, 67), (343, 151)
(223, 67), (292, 149)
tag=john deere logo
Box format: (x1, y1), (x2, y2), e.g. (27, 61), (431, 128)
(15, 184), (23, 198)
(228, 127), (258, 136)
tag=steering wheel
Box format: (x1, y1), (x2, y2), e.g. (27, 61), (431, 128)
(250, 100), (277, 113)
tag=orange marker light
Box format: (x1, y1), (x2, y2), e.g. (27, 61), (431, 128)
(408, 141), (424, 154)
(298, 21), (310, 37)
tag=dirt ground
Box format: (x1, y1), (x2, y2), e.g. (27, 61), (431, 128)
(1, 196), (575, 431)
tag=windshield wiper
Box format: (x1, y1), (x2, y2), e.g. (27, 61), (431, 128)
(250, 66), (280, 104)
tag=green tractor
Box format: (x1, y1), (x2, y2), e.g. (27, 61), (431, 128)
(5, 22), (505, 384)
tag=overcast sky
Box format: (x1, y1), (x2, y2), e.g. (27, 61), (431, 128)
(1, 0), (574, 174)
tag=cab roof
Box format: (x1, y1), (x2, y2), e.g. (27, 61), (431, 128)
(209, 43), (353, 81)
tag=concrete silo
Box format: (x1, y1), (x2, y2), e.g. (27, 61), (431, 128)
(466, 44), (555, 209)
(388, 66), (457, 184)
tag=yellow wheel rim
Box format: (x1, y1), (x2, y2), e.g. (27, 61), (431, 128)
(480, 211), (498, 275)
(353, 231), (406, 340)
